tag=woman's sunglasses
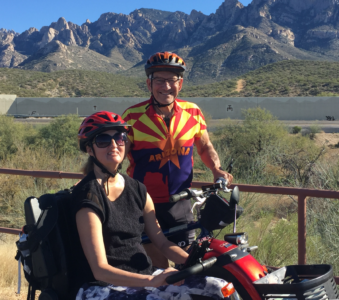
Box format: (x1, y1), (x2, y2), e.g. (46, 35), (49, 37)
(94, 132), (127, 148)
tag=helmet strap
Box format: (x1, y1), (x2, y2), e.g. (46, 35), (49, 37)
(152, 96), (174, 108)
(89, 149), (121, 195)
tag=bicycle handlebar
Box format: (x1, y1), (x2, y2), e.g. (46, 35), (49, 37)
(165, 257), (217, 284)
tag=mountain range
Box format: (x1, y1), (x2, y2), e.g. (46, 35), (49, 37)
(1, 0), (339, 84)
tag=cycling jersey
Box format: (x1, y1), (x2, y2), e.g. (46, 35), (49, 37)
(122, 98), (206, 203)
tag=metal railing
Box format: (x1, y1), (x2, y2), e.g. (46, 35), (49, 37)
(1, 167), (339, 283)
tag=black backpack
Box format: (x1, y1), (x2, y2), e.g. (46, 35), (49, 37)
(15, 189), (78, 300)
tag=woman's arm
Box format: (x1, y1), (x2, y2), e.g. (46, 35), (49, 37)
(143, 194), (189, 264)
(76, 207), (179, 287)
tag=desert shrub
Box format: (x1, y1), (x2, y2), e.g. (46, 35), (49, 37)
(0, 144), (87, 228)
(308, 122), (322, 140)
(197, 108), (326, 188)
(274, 135), (325, 187)
(36, 115), (82, 156)
(307, 197), (339, 275)
(210, 107), (289, 185)
(292, 126), (302, 134)
(0, 115), (28, 159)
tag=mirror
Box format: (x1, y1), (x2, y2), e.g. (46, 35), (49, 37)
(230, 186), (240, 207)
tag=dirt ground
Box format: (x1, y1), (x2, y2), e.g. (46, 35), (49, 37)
(235, 79), (245, 92)
(314, 132), (339, 160)
(314, 132), (339, 147)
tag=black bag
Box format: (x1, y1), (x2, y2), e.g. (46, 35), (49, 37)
(200, 194), (243, 232)
(15, 189), (78, 300)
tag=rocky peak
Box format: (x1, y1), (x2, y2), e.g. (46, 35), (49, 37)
(215, 0), (244, 27)
(15, 27), (40, 44)
(0, 28), (19, 36)
(189, 9), (205, 21)
(281, 0), (339, 12)
(52, 17), (70, 31)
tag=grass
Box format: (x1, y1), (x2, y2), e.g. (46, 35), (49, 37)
(237, 60), (339, 97)
(0, 235), (32, 300)
(0, 68), (149, 98)
(2, 60), (339, 97)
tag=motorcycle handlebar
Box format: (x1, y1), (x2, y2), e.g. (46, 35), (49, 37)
(165, 257), (217, 284)
(169, 189), (190, 202)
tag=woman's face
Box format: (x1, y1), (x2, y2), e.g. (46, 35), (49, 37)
(87, 129), (126, 169)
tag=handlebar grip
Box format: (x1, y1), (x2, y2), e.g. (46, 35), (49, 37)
(165, 257), (217, 284)
(169, 190), (190, 202)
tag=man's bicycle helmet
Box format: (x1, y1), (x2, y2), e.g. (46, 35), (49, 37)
(78, 111), (130, 152)
(145, 52), (186, 77)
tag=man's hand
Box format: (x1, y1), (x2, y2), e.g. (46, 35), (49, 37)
(212, 168), (233, 186)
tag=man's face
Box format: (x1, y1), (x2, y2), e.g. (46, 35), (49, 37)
(146, 71), (183, 105)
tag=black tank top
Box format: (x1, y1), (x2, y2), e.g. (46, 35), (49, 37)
(71, 172), (153, 287)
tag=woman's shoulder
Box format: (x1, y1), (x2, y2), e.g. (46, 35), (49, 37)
(71, 171), (106, 221)
(72, 171), (99, 196)
(121, 173), (146, 190)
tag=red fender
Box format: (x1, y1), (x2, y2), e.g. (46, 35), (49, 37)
(203, 238), (264, 300)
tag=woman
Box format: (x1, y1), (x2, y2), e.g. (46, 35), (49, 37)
(71, 111), (227, 300)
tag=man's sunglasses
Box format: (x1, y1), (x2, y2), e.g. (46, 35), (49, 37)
(93, 132), (127, 148)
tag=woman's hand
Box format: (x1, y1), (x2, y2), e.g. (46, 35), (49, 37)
(149, 267), (184, 287)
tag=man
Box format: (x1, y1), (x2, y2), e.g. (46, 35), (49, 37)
(122, 51), (233, 268)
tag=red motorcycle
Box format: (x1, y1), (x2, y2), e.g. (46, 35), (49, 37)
(147, 181), (339, 300)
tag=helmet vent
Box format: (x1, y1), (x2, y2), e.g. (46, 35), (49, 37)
(82, 126), (93, 134)
(99, 114), (110, 121)
(87, 118), (94, 123)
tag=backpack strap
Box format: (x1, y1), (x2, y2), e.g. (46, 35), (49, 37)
(27, 282), (37, 300)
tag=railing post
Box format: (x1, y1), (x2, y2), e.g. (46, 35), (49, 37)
(298, 194), (307, 265)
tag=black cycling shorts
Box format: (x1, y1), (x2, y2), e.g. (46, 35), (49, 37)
(154, 199), (195, 248)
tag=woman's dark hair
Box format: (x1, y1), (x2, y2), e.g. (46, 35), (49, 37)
(81, 156), (95, 175)
(81, 156), (122, 176)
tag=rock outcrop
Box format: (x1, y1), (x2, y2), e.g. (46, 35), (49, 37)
(1, 0), (339, 82)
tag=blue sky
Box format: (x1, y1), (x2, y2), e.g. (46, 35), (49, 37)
(1, 0), (252, 34)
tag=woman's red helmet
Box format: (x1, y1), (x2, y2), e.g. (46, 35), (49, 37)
(78, 111), (130, 152)
(145, 51), (186, 77)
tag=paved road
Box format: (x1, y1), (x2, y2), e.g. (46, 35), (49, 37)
(14, 118), (339, 133)
(208, 119), (339, 133)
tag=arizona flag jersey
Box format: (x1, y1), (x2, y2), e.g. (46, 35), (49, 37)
(122, 98), (207, 203)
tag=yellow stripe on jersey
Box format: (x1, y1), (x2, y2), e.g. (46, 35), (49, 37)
(180, 123), (202, 140)
(133, 128), (163, 143)
(139, 113), (167, 140)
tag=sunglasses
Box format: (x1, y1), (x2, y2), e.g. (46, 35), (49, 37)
(94, 132), (127, 148)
